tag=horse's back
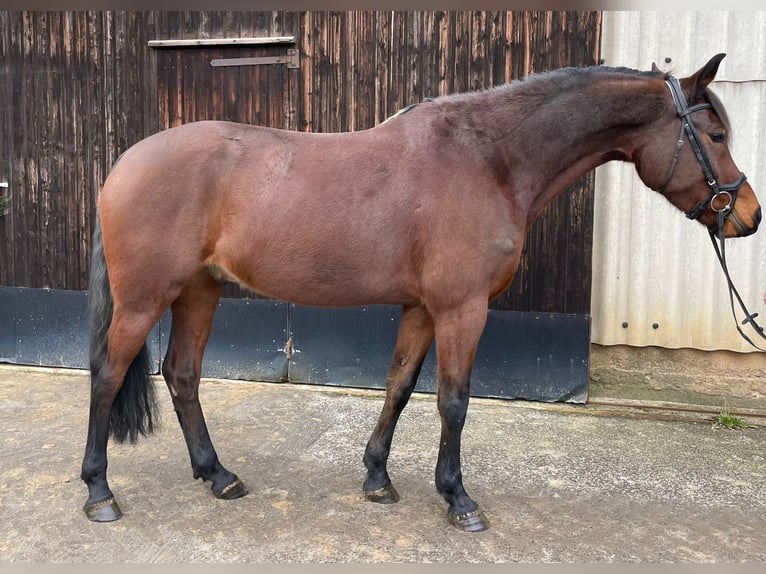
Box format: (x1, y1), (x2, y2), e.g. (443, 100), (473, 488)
(97, 114), (518, 308)
(98, 120), (429, 306)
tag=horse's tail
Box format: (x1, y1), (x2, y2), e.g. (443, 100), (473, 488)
(88, 215), (159, 444)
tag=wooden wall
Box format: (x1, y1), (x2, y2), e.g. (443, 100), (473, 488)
(0, 11), (158, 291)
(0, 11), (601, 314)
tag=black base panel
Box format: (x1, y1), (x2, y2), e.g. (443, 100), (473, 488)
(196, 299), (290, 383)
(0, 287), (589, 402)
(289, 305), (589, 403)
(0, 287), (163, 371)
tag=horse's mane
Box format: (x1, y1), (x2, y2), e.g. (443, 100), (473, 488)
(383, 64), (731, 138)
(428, 65), (663, 106)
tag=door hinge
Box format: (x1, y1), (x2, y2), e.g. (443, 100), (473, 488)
(210, 49), (299, 69)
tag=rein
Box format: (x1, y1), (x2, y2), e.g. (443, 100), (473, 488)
(710, 210), (766, 351)
(661, 77), (765, 350)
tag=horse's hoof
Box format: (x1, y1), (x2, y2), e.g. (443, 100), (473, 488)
(83, 496), (122, 522)
(365, 484), (400, 504)
(214, 477), (248, 500)
(449, 508), (490, 532)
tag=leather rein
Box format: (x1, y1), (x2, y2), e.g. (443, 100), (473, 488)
(660, 77), (765, 350)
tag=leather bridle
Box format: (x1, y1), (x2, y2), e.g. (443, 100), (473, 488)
(659, 77), (764, 350)
(659, 77), (748, 223)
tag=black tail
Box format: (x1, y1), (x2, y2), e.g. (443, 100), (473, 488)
(88, 216), (159, 444)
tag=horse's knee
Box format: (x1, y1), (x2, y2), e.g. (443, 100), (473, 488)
(437, 384), (470, 427)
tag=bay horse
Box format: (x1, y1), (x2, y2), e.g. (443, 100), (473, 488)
(82, 53), (760, 532)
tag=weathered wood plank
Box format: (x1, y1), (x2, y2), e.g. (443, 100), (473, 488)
(148, 36), (295, 47)
(1, 10), (599, 312)
(0, 11), (12, 284)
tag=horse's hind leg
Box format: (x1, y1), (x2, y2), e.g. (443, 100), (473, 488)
(161, 271), (247, 500)
(363, 304), (434, 503)
(82, 307), (161, 521)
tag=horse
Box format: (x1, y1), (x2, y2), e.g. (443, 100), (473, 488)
(81, 53), (761, 532)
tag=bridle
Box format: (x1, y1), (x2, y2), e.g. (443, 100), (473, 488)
(659, 77), (748, 222)
(660, 77), (765, 350)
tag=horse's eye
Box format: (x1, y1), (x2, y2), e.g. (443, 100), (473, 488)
(710, 133), (726, 143)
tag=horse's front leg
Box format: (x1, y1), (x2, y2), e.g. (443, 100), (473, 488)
(432, 297), (491, 532)
(363, 304), (434, 503)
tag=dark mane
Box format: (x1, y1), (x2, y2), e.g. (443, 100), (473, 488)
(400, 65), (732, 140)
(430, 65), (665, 106)
(525, 64), (663, 87)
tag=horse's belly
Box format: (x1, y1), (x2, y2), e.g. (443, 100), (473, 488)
(207, 252), (419, 308)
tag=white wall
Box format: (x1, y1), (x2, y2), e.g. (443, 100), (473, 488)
(592, 11), (766, 352)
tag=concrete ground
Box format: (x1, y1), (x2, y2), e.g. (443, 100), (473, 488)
(0, 365), (764, 563)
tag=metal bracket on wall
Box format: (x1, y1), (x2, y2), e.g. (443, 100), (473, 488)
(210, 49), (299, 69)
(0, 182), (8, 215)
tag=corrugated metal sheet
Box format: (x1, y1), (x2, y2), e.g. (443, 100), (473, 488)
(592, 11), (766, 352)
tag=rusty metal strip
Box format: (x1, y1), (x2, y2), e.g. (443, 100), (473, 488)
(210, 49), (299, 69)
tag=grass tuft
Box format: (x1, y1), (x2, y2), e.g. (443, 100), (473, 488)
(712, 404), (748, 430)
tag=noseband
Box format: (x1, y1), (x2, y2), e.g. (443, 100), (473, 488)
(659, 77), (747, 223)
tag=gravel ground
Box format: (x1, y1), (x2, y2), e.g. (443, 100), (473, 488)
(0, 365), (764, 563)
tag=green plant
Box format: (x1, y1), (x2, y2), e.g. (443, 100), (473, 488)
(712, 404), (748, 430)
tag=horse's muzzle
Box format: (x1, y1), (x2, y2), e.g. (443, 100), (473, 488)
(732, 206), (761, 237)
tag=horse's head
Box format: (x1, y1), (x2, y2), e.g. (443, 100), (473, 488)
(635, 53), (761, 238)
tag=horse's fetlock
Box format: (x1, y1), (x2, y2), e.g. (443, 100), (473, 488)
(191, 452), (221, 480)
(80, 466), (104, 484)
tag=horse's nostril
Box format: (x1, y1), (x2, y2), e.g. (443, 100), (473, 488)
(739, 206), (762, 237)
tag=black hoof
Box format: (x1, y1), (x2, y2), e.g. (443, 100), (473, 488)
(449, 509), (490, 532)
(83, 496), (123, 522)
(214, 477), (248, 500)
(365, 484), (400, 504)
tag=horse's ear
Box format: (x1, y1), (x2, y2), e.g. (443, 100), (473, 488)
(683, 53), (726, 101)
(651, 62), (661, 73)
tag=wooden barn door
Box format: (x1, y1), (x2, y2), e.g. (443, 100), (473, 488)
(156, 40), (297, 130)
(148, 11), (599, 402)
(154, 38), (299, 299)
(153, 39), (301, 383)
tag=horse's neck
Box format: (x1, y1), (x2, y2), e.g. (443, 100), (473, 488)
(468, 75), (664, 221)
